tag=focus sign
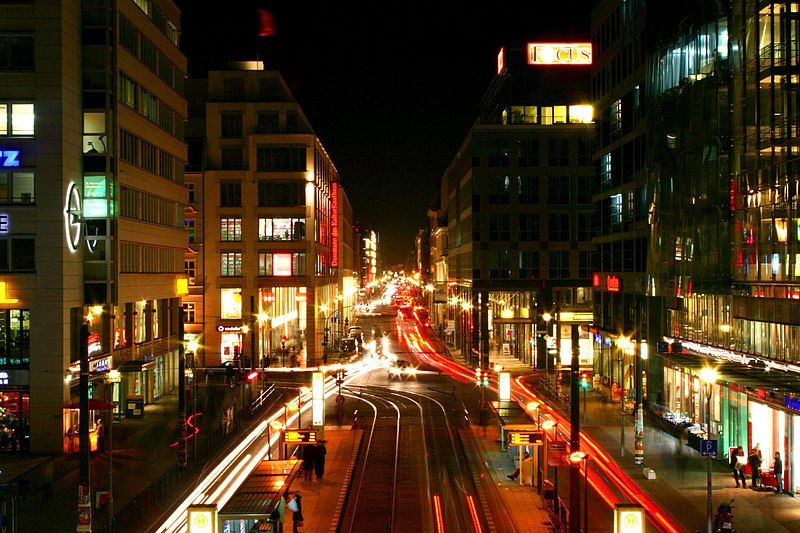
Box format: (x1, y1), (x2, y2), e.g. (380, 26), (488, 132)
(284, 429), (317, 445)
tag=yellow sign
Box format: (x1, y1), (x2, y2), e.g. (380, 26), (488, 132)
(284, 429), (317, 444)
(614, 504), (644, 533)
(188, 505), (217, 533)
(528, 43), (592, 65)
(509, 430), (544, 446)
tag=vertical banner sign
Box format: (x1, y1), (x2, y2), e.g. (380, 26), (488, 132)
(331, 182), (339, 267)
(498, 371), (511, 401)
(312, 371), (324, 426)
(614, 504), (644, 533)
(77, 482), (92, 531)
(187, 504), (218, 533)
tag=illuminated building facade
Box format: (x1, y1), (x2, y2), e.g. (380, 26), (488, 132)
(427, 189), (449, 334)
(184, 63), (348, 368)
(442, 44), (597, 370)
(0, 0), (188, 454)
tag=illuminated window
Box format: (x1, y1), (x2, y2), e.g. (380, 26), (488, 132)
(182, 302), (195, 323)
(133, 0), (150, 15)
(0, 171), (34, 204)
(258, 217), (305, 241)
(610, 99), (622, 136)
(553, 106), (567, 123)
(569, 105), (593, 123)
(601, 153), (612, 188)
(258, 252), (306, 276)
(220, 252), (242, 276)
(510, 106), (538, 124)
(0, 309), (30, 366)
(541, 107), (553, 125)
(220, 288), (242, 319)
(220, 217), (242, 242)
(184, 259), (196, 284)
(610, 194), (622, 228)
(0, 103), (34, 135)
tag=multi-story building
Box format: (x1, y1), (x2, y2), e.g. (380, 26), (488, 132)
(0, 0), (188, 454)
(427, 191), (449, 334)
(442, 43), (597, 371)
(184, 62), (349, 368)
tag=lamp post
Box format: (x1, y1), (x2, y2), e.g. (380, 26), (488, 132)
(616, 336), (633, 458)
(543, 420), (559, 510)
(268, 420), (284, 460)
(542, 312), (552, 381)
(527, 401), (543, 492)
(699, 367), (718, 533)
(568, 451), (590, 533)
(106, 369), (120, 532)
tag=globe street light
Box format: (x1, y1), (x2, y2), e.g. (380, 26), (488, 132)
(699, 367), (718, 533)
(568, 451), (590, 533)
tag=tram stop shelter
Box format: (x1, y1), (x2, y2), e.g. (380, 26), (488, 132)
(218, 458), (300, 532)
(490, 400), (535, 451)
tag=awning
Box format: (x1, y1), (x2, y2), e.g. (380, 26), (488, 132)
(65, 399), (113, 410)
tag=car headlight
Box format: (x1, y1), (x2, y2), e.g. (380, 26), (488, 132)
(406, 367), (417, 375)
(389, 367), (400, 375)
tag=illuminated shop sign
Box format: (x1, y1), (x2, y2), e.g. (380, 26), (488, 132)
(331, 182), (339, 267)
(592, 273), (600, 287)
(217, 325), (243, 333)
(0, 150), (20, 167)
(0, 214), (8, 234)
(786, 396), (800, 412)
(0, 372), (7, 385)
(528, 43), (592, 65)
(607, 275), (621, 292)
(64, 182), (83, 253)
(90, 358), (110, 373)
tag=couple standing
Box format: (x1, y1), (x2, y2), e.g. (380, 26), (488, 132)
(301, 440), (328, 481)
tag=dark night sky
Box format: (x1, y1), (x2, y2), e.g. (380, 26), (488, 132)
(177, 1), (593, 266)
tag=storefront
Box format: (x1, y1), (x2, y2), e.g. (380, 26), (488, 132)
(749, 400), (787, 488)
(0, 386), (29, 452)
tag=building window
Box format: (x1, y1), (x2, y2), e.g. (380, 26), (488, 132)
(578, 251), (593, 278)
(519, 213), (540, 241)
(140, 90), (158, 122)
(487, 139), (510, 167)
(184, 219), (195, 243)
(0, 309), (30, 366)
(488, 250), (511, 279)
(569, 105), (593, 123)
(133, 0), (150, 15)
(221, 147), (243, 170)
(577, 139), (592, 166)
(548, 139), (570, 167)
(489, 214), (510, 241)
(220, 288), (242, 319)
(286, 111), (308, 133)
(120, 73), (136, 108)
(258, 78), (281, 100)
(577, 212), (594, 241)
(220, 217), (242, 242)
(0, 171), (34, 204)
(221, 113), (243, 138)
(547, 176), (570, 205)
(141, 141), (157, 172)
(611, 193), (622, 228)
(187, 183), (195, 204)
(256, 145), (307, 172)
(184, 259), (196, 284)
(0, 34), (34, 70)
(220, 180), (242, 207)
(519, 251), (539, 279)
(257, 181), (305, 207)
(517, 139), (540, 167)
(182, 302), (195, 323)
(510, 106), (538, 124)
(576, 176), (593, 204)
(120, 130), (139, 164)
(548, 213), (570, 241)
(222, 78), (245, 101)
(611, 99), (622, 136)
(258, 217), (305, 241)
(518, 175), (539, 204)
(489, 176), (511, 204)
(0, 103), (33, 135)
(220, 252), (242, 276)
(258, 252), (306, 276)
(0, 237), (35, 272)
(601, 153), (612, 188)
(257, 111), (280, 133)
(549, 251), (570, 279)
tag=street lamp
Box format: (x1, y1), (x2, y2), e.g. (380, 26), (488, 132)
(568, 451), (590, 533)
(106, 369), (121, 533)
(268, 420), (285, 460)
(527, 401), (543, 492)
(699, 367), (718, 533)
(617, 335), (634, 458)
(542, 312), (553, 381)
(542, 420), (559, 509)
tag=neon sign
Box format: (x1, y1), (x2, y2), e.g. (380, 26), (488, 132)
(607, 275), (621, 292)
(64, 182), (82, 253)
(0, 214), (8, 234)
(528, 43), (592, 65)
(0, 150), (19, 167)
(331, 182), (339, 267)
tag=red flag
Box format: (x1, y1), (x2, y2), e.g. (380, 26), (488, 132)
(258, 8), (277, 37)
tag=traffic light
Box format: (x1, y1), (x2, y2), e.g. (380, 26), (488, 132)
(322, 330), (329, 347)
(475, 367), (481, 386)
(281, 335), (287, 351)
(579, 371), (590, 390)
(481, 370), (490, 388)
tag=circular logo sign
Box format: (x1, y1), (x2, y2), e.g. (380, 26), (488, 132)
(64, 182), (82, 253)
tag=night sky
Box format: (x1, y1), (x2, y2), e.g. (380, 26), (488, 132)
(177, 1), (593, 266)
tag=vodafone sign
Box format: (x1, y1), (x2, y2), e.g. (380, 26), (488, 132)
(528, 43), (592, 65)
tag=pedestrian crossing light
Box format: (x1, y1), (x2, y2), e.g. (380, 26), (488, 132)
(580, 371), (590, 389)
(481, 370), (490, 388)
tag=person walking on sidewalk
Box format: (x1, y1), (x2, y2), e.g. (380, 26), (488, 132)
(301, 443), (316, 482)
(314, 440), (327, 480)
(730, 446), (746, 488)
(748, 444), (762, 488)
(270, 489), (288, 533)
(289, 490), (304, 532)
(774, 451), (784, 494)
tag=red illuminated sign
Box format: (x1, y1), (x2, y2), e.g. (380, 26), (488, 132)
(331, 182), (339, 267)
(607, 275), (621, 292)
(592, 273), (601, 288)
(528, 43), (592, 65)
(497, 47), (505, 74)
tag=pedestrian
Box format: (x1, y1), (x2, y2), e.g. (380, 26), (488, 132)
(288, 490), (304, 532)
(269, 489), (287, 532)
(314, 440), (327, 480)
(507, 451), (530, 481)
(730, 446), (746, 488)
(748, 444), (762, 488)
(301, 443), (316, 482)
(774, 451), (784, 494)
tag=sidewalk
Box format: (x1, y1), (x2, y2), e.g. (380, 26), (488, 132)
(481, 345), (800, 532)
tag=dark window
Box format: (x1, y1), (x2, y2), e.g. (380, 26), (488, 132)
(221, 113), (243, 138)
(519, 251), (540, 279)
(187, 183), (195, 203)
(579, 251), (594, 278)
(286, 111), (308, 133)
(577, 212), (595, 241)
(258, 78), (281, 100)
(549, 250), (570, 279)
(257, 180), (305, 207)
(547, 176), (570, 205)
(0, 34), (34, 70)
(577, 139), (592, 166)
(220, 180), (242, 207)
(119, 17), (139, 55)
(576, 176), (594, 204)
(519, 214), (540, 241)
(140, 37), (157, 71)
(487, 139), (510, 167)
(257, 111), (280, 133)
(223, 78), (245, 101)
(221, 147), (243, 170)
(0, 238), (34, 272)
(548, 213), (570, 241)
(120, 130), (139, 165)
(256, 145), (307, 172)
(517, 139), (540, 167)
(518, 176), (539, 204)
(489, 214), (510, 241)
(489, 176), (511, 204)
(548, 139), (570, 167)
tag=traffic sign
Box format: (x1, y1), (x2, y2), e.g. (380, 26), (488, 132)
(701, 439), (717, 457)
(284, 429), (317, 445)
